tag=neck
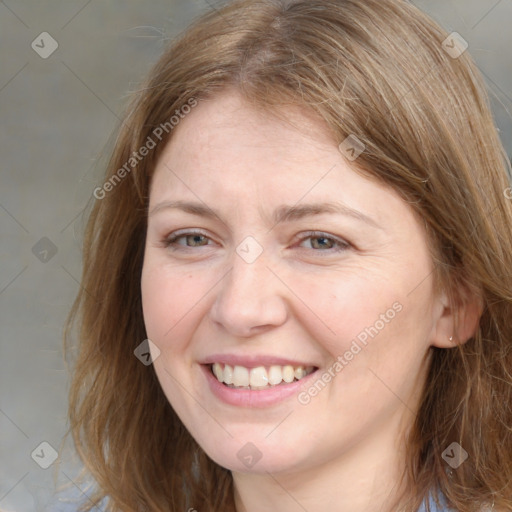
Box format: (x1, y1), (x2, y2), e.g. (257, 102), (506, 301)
(232, 412), (412, 512)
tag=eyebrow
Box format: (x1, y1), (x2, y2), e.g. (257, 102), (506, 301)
(149, 200), (382, 229)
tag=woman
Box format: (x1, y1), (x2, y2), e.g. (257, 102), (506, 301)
(66, 0), (512, 510)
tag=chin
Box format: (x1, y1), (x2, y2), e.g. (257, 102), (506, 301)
(195, 434), (307, 475)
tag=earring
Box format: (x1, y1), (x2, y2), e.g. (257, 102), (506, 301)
(449, 336), (453, 342)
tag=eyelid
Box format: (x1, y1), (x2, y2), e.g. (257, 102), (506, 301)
(165, 228), (209, 238)
(294, 231), (351, 252)
(163, 229), (216, 247)
(161, 229), (351, 253)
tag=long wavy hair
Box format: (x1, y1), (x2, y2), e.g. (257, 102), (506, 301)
(65, 0), (512, 510)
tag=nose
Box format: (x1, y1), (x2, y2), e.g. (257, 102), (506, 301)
(209, 247), (288, 338)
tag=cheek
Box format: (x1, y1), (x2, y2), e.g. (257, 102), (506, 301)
(291, 260), (435, 382)
(284, 266), (405, 355)
(323, 283), (434, 404)
(141, 261), (202, 349)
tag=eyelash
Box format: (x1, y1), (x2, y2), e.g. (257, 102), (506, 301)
(162, 230), (351, 254)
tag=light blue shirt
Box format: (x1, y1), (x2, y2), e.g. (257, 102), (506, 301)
(46, 487), (449, 511)
(417, 490), (452, 512)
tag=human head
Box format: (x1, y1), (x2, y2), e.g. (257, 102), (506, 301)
(67, 1), (512, 511)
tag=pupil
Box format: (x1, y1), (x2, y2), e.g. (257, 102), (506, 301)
(189, 235), (205, 246)
(314, 237), (330, 249)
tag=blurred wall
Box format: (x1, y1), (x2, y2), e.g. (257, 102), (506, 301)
(1, 1), (510, 510)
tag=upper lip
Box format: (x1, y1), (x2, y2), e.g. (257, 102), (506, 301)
(200, 354), (319, 369)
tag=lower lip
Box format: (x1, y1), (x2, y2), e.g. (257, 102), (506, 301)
(201, 364), (318, 408)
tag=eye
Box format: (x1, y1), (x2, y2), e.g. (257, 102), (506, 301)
(296, 231), (350, 252)
(163, 230), (214, 249)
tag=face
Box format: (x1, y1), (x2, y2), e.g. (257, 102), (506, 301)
(141, 91), (444, 477)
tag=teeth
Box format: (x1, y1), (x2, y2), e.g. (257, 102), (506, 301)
(249, 367), (269, 387)
(294, 367), (306, 379)
(282, 365), (295, 383)
(211, 363), (315, 390)
(212, 363), (223, 381)
(268, 365), (283, 385)
(233, 365), (249, 387)
(224, 364), (234, 385)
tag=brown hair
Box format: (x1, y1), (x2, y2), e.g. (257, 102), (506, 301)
(65, 0), (512, 510)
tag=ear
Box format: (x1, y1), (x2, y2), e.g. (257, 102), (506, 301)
(431, 286), (483, 348)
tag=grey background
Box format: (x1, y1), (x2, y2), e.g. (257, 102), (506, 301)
(0, 1), (511, 510)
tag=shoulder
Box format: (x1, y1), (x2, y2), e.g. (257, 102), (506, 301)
(417, 489), (452, 512)
(45, 484), (108, 511)
(418, 491), (497, 512)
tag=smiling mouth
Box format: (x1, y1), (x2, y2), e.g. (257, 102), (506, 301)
(210, 363), (317, 390)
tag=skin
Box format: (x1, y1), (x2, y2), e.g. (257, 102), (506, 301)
(141, 90), (478, 512)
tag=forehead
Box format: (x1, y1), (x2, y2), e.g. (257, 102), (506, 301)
(162, 92), (337, 165)
(149, 91), (409, 231)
